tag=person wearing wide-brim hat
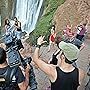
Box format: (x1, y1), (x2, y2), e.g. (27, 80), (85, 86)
(33, 36), (85, 90)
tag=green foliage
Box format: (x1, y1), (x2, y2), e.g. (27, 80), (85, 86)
(28, 0), (66, 45)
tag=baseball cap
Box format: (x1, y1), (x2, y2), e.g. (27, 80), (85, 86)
(59, 41), (79, 61)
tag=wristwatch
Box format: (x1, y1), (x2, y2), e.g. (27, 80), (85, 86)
(36, 44), (41, 48)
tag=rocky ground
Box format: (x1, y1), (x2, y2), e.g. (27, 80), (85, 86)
(20, 37), (90, 90)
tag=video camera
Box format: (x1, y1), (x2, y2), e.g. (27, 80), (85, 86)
(2, 31), (25, 67)
(21, 57), (32, 69)
(3, 30), (23, 51)
(50, 50), (60, 65)
(1, 23), (37, 90)
(6, 45), (32, 68)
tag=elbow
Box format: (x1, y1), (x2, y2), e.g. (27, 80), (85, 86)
(33, 50), (39, 61)
(33, 54), (38, 63)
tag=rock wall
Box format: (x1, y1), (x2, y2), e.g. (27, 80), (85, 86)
(0, 0), (13, 34)
(54, 0), (90, 37)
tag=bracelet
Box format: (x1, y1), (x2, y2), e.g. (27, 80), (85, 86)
(36, 44), (41, 48)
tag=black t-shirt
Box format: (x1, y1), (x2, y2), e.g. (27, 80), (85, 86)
(0, 66), (25, 84)
(51, 67), (79, 90)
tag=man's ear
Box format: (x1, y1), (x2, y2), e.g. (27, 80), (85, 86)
(60, 54), (65, 60)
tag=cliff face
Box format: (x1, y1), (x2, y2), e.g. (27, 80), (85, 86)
(54, 0), (90, 37)
(0, 0), (13, 34)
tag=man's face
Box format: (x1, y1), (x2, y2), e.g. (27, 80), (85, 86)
(67, 25), (71, 29)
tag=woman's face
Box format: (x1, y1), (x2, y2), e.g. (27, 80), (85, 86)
(67, 25), (71, 29)
(7, 20), (9, 23)
(51, 26), (55, 33)
(6, 19), (9, 24)
(51, 29), (55, 34)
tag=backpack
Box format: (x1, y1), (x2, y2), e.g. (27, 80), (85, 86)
(0, 66), (19, 90)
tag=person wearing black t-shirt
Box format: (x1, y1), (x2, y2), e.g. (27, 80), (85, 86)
(0, 47), (30, 90)
(33, 36), (85, 90)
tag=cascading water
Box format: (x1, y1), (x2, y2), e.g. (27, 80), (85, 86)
(15, 0), (43, 34)
(0, 16), (1, 26)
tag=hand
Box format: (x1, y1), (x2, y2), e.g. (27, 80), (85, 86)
(25, 63), (30, 74)
(37, 36), (47, 45)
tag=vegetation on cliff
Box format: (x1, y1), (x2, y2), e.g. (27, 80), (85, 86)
(27, 0), (65, 45)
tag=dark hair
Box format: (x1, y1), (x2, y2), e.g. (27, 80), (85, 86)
(83, 23), (87, 26)
(0, 47), (6, 64)
(55, 36), (62, 47)
(15, 21), (18, 26)
(51, 25), (55, 31)
(5, 19), (10, 25)
(14, 17), (18, 21)
(65, 58), (77, 64)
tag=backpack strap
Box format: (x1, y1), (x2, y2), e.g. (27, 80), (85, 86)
(4, 66), (18, 85)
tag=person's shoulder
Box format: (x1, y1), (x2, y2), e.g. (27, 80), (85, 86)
(51, 64), (58, 71)
(5, 25), (8, 28)
(48, 64), (57, 72)
(0, 65), (9, 70)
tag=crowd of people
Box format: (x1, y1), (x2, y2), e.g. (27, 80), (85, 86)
(0, 16), (88, 90)
(48, 21), (87, 52)
(4, 17), (24, 49)
(0, 17), (37, 90)
(33, 21), (87, 90)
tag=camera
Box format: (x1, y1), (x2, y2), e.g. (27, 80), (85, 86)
(3, 31), (23, 51)
(21, 57), (32, 69)
(50, 50), (60, 65)
(2, 31), (37, 90)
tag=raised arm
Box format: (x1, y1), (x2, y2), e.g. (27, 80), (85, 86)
(33, 36), (55, 76)
(79, 68), (85, 86)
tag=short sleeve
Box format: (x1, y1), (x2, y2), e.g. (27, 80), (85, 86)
(16, 67), (25, 83)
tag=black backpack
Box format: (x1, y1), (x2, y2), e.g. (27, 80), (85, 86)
(0, 66), (20, 90)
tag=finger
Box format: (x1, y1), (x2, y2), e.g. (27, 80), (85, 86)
(41, 36), (44, 40)
(43, 41), (47, 43)
(43, 36), (45, 38)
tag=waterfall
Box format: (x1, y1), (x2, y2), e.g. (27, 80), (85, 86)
(15, 0), (43, 33)
(0, 16), (1, 27)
